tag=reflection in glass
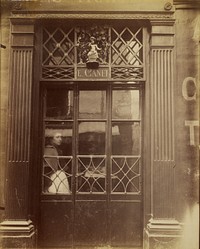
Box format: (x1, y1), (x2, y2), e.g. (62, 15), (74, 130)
(79, 90), (106, 119)
(45, 89), (73, 119)
(78, 122), (105, 155)
(112, 122), (140, 155)
(112, 90), (139, 119)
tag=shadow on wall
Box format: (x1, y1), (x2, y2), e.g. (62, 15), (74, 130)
(180, 203), (199, 249)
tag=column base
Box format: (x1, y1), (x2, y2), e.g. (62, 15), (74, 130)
(144, 219), (182, 249)
(0, 219), (36, 248)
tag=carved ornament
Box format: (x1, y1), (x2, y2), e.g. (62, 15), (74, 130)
(76, 26), (109, 68)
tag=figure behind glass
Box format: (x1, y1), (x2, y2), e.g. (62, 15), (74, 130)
(43, 132), (70, 194)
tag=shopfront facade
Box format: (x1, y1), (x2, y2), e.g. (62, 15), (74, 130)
(0, 1), (199, 248)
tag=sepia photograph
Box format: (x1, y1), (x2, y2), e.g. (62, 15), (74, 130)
(0, 0), (199, 248)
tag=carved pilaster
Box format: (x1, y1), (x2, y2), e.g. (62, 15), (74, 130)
(0, 21), (36, 248)
(144, 20), (182, 249)
(151, 48), (175, 219)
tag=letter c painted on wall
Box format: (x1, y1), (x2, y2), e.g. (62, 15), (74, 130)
(182, 77), (197, 101)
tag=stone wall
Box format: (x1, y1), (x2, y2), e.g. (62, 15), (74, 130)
(0, 2), (10, 222)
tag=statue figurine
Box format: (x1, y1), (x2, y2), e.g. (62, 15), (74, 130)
(87, 36), (101, 63)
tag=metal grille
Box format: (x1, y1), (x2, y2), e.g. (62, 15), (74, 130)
(77, 155), (106, 193)
(42, 27), (75, 79)
(41, 24), (144, 80)
(111, 156), (141, 193)
(111, 27), (143, 80)
(43, 156), (73, 194)
(42, 67), (74, 79)
(111, 27), (143, 66)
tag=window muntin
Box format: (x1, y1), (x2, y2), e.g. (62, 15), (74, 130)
(42, 85), (142, 195)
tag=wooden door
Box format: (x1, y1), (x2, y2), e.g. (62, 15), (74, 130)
(38, 84), (143, 248)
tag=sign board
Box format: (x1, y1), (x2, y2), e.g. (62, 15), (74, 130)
(77, 67), (109, 79)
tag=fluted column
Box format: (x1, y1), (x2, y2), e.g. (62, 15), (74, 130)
(0, 20), (36, 248)
(144, 20), (181, 249)
(151, 48), (175, 218)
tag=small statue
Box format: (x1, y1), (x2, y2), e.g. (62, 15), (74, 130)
(87, 36), (101, 63)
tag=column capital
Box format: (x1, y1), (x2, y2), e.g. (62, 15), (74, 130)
(150, 19), (175, 27)
(150, 20), (175, 47)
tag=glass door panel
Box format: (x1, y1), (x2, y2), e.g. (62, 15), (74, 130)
(79, 90), (106, 119)
(112, 89), (140, 120)
(112, 122), (141, 155)
(40, 84), (143, 248)
(45, 89), (73, 119)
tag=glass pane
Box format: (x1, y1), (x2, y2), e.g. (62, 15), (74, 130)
(43, 125), (73, 194)
(45, 89), (73, 119)
(112, 122), (140, 155)
(112, 90), (139, 119)
(77, 122), (106, 193)
(79, 90), (106, 119)
(78, 122), (106, 155)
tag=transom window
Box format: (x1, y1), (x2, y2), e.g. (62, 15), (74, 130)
(41, 22), (144, 81)
(42, 84), (142, 195)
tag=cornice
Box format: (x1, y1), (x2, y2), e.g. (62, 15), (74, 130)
(173, 0), (200, 4)
(173, 0), (200, 9)
(10, 11), (174, 21)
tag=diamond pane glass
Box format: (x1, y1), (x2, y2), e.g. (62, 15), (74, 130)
(111, 27), (143, 66)
(41, 24), (144, 80)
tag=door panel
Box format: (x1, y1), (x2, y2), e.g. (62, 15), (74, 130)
(74, 201), (107, 246)
(110, 202), (142, 247)
(39, 201), (73, 247)
(39, 85), (143, 248)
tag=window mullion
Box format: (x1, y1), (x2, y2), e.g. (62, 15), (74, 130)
(73, 84), (79, 195)
(106, 85), (112, 195)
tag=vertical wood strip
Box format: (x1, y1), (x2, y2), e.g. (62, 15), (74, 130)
(152, 49), (174, 161)
(8, 49), (33, 163)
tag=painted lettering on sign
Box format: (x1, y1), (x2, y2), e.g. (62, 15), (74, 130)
(77, 68), (109, 79)
(182, 77), (199, 148)
(185, 120), (199, 146)
(182, 77), (197, 101)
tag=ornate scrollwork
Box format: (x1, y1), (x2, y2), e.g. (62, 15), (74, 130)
(76, 26), (109, 66)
